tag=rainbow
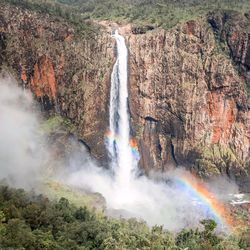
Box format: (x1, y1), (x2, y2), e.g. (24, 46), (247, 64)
(174, 174), (234, 230)
(105, 129), (236, 231)
(105, 130), (140, 160)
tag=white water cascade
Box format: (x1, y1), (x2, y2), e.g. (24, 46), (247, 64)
(66, 31), (234, 230)
(107, 30), (137, 188)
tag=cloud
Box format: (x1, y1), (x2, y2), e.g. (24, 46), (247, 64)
(0, 74), (47, 188)
(0, 73), (238, 232)
(62, 147), (236, 232)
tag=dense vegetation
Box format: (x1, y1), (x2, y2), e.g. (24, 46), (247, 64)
(0, 185), (249, 250)
(1, 0), (97, 35)
(3, 0), (250, 29)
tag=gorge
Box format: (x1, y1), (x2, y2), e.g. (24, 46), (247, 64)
(0, 0), (250, 239)
(1, 3), (249, 193)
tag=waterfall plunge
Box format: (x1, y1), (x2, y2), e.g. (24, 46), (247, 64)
(66, 30), (232, 232)
(107, 30), (137, 188)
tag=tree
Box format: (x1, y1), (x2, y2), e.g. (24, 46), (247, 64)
(2, 219), (36, 249)
(0, 211), (6, 236)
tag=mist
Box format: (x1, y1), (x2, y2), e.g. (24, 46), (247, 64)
(0, 75), (238, 232)
(62, 145), (237, 232)
(0, 75), (47, 188)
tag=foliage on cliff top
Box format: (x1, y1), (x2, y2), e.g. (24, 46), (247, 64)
(1, 0), (99, 36)
(0, 185), (249, 250)
(3, 0), (250, 29)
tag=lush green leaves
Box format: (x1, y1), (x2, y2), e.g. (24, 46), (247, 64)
(0, 185), (248, 249)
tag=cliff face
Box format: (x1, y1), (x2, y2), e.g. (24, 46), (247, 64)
(0, 3), (114, 162)
(0, 4), (249, 189)
(128, 12), (250, 189)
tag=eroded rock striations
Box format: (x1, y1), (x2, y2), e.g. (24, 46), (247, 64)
(128, 11), (250, 190)
(0, 3), (114, 162)
(0, 4), (249, 189)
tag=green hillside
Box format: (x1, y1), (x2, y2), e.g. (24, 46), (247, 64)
(4, 0), (250, 29)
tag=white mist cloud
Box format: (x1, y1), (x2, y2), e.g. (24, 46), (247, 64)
(62, 146), (236, 232)
(0, 74), (239, 232)
(0, 75), (47, 188)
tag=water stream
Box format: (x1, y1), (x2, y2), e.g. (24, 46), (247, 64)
(107, 30), (137, 188)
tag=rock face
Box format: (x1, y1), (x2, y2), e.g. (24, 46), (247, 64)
(128, 11), (250, 190)
(0, 4), (249, 190)
(0, 3), (114, 162)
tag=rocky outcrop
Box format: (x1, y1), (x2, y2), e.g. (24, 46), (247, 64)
(0, 3), (114, 161)
(128, 11), (250, 190)
(29, 55), (57, 100)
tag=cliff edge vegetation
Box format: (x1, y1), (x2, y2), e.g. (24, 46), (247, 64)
(3, 0), (250, 29)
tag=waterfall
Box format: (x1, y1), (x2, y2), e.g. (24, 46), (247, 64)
(107, 30), (137, 187)
(69, 30), (232, 230)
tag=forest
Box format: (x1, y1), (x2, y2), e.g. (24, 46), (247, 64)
(3, 0), (250, 29)
(0, 185), (249, 250)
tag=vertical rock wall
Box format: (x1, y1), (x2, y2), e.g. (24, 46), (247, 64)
(128, 12), (250, 190)
(0, 4), (114, 162)
(0, 4), (249, 189)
